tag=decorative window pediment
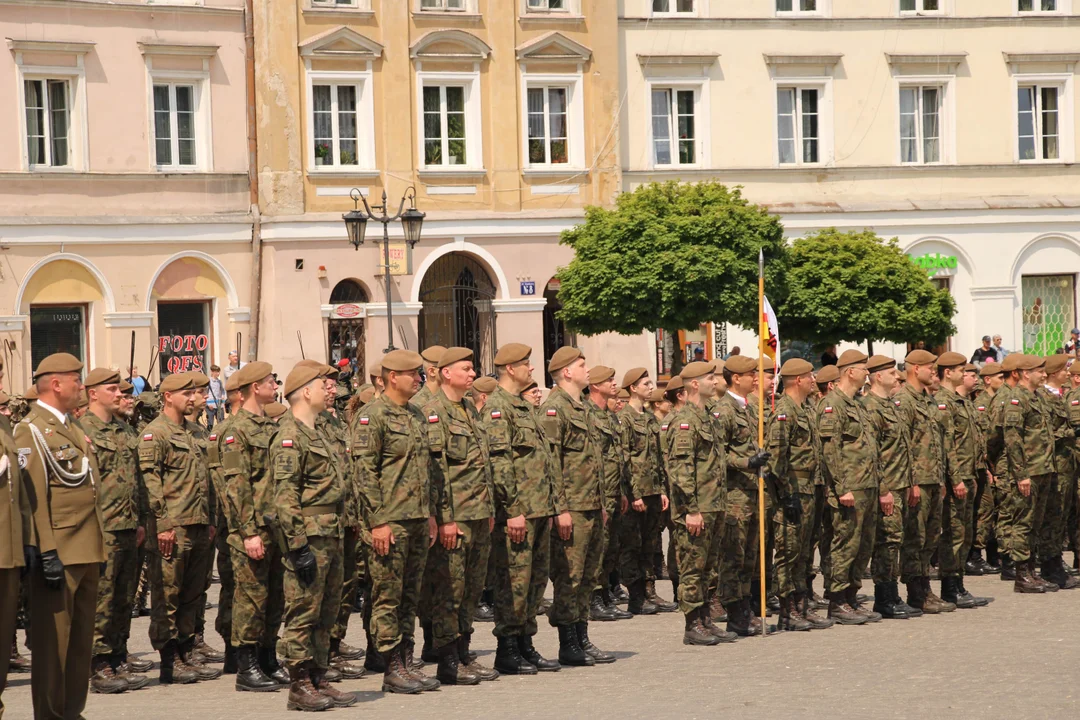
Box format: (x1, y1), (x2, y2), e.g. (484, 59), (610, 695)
(515, 31), (591, 63)
(299, 26), (384, 59)
(410, 29), (492, 61)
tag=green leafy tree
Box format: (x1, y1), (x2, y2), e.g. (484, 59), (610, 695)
(555, 181), (788, 372)
(779, 228), (956, 352)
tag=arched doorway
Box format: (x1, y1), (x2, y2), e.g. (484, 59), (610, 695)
(21, 257), (109, 371)
(543, 276), (573, 387)
(418, 253), (496, 374)
(151, 256), (229, 378)
(328, 279), (368, 375)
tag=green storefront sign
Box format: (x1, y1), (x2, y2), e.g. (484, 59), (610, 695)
(910, 252), (958, 276)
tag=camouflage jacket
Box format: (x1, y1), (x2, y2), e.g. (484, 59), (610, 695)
(817, 388), (882, 496)
(1038, 386), (1075, 476)
(935, 388), (979, 486)
(317, 410), (357, 527)
(663, 402), (725, 518)
(483, 386), (561, 521)
(539, 386), (603, 513)
(206, 416), (235, 529)
(766, 393), (819, 498)
(411, 384), (438, 411)
(999, 385), (1055, 481)
(82, 412), (143, 532)
(352, 394), (434, 526)
(587, 398), (626, 516)
(422, 390), (494, 524)
(272, 412), (347, 550)
(138, 413), (210, 531)
(617, 403), (665, 501)
(894, 383), (946, 487)
(715, 393), (764, 493)
(1065, 385), (1080, 464)
(219, 408), (279, 549)
(861, 392), (913, 492)
(972, 389), (996, 473)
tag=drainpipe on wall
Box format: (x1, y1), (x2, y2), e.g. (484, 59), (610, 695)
(244, 0), (262, 362)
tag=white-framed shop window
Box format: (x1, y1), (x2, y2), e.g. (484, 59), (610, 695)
(522, 73), (585, 170)
(420, 0), (466, 10)
(146, 69), (213, 172)
(305, 71), (376, 172)
(775, 84), (831, 166)
(898, 84), (946, 164)
(417, 72), (483, 171)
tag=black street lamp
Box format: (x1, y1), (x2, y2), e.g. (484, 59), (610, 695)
(343, 187), (425, 352)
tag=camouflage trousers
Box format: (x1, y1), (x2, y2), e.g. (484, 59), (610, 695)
(900, 483), (942, 582)
(370, 519), (429, 653)
(718, 488), (760, 605)
(871, 490), (906, 584)
(827, 488), (877, 594)
(939, 480), (975, 578)
(332, 527), (360, 641)
(993, 482), (1013, 559)
(598, 508), (623, 590)
(618, 495), (664, 588)
(1002, 473), (1049, 563)
(148, 524), (213, 650)
(772, 493), (815, 598)
(1037, 470), (1075, 561)
(492, 517), (550, 639)
(212, 522), (234, 643)
(93, 529), (139, 656)
(809, 484), (830, 591)
(424, 519), (491, 649)
(549, 509), (604, 627)
(230, 530), (285, 649)
(973, 471), (994, 550)
(279, 536), (343, 671)
(674, 512), (723, 615)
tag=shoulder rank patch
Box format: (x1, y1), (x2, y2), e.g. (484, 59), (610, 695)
(1011, 399), (1020, 405)
(777, 414), (787, 421)
(359, 417), (369, 425)
(225, 436), (236, 444)
(209, 434), (217, 441)
(490, 411), (502, 419)
(546, 409), (558, 416)
(281, 439), (293, 448)
(428, 415), (439, 423)
(142, 433), (154, 441)
(824, 407), (833, 414)
(938, 404), (947, 410)
(679, 423), (690, 430)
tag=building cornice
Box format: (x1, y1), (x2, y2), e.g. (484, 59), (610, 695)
(885, 52), (967, 68)
(1002, 51), (1080, 64)
(138, 41), (219, 58)
(763, 53), (843, 66)
(6, 39), (95, 55)
(0, 0), (243, 16)
(620, 15), (1080, 28)
(637, 52), (719, 67)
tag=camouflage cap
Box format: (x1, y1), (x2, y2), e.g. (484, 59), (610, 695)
(233, 361), (274, 387)
(936, 351), (967, 369)
(438, 347), (474, 369)
(905, 349), (938, 366)
(681, 361), (714, 380)
(84, 368), (122, 388)
(865, 355), (896, 373)
(33, 352), (83, 380)
(779, 358), (814, 378)
(620, 367), (648, 389)
(980, 362), (1003, 377)
(725, 355), (758, 374)
(159, 374), (195, 393)
(548, 346), (583, 374)
(381, 350), (423, 373)
(587, 365), (615, 384)
(472, 376), (497, 394)
(494, 343), (531, 366)
(1044, 354), (1069, 375)
(815, 365), (840, 383)
(836, 349), (869, 368)
(421, 345), (447, 365)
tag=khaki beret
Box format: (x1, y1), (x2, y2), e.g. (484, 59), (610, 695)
(665, 375), (684, 391)
(296, 359), (335, 379)
(160, 373), (195, 393)
(0, 391), (9, 406)
(120, 380), (134, 393)
(1000, 354), (1024, 372)
(233, 361), (274, 387)
(710, 359), (725, 374)
(1045, 354), (1069, 375)
(369, 363), (382, 378)
(472, 376), (497, 394)
(24, 386), (39, 401)
(980, 362), (1003, 377)
(548, 346), (583, 374)
(225, 374), (241, 392)
(621, 367), (649, 389)
(815, 365), (840, 383)
(725, 355), (758, 374)
(358, 386), (376, 404)
(264, 401), (288, 419)
(84, 368), (122, 388)
(438, 347), (474, 369)
(382, 350), (423, 373)
(648, 388), (666, 403)
(284, 364), (324, 398)
(33, 352), (83, 380)
(1069, 361), (1080, 376)
(964, 363), (978, 373)
(421, 345), (447, 365)
(936, 351), (967, 369)
(866, 355), (897, 373)
(779, 358), (814, 378)
(617, 388), (630, 400)
(588, 366), (615, 384)
(77, 390), (89, 408)
(681, 361), (714, 380)
(1020, 354), (1045, 371)
(522, 381), (538, 393)
(494, 343), (531, 366)
(905, 349), (938, 366)
(187, 371), (210, 388)
(836, 349), (869, 368)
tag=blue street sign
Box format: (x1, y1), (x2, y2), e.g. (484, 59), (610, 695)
(520, 281), (536, 296)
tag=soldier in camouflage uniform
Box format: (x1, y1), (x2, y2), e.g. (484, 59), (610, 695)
(334, 359), (354, 417)
(540, 347), (615, 667)
(808, 364), (839, 604)
(412, 346), (446, 410)
(896, 349), (954, 614)
(663, 362), (737, 646)
(273, 365), (355, 711)
(970, 363), (1004, 575)
(1035, 354), (1077, 589)
(483, 344), (560, 675)
(139, 373), (220, 684)
(84, 369), (150, 692)
(1065, 363), (1080, 571)
(658, 376), (685, 603)
(353, 350), (440, 695)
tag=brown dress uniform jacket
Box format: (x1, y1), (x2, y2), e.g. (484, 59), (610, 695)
(0, 427), (30, 568)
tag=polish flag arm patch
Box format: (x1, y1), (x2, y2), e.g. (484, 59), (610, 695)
(546, 409), (558, 416)
(1072, 400), (1079, 406)
(1010, 399), (1020, 405)
(281, 439), (294, 448)
(225, 436), (236, 445)
(661, 424), (669, 431)
(938, 404), (947, 410)
(142, 433), (154, 441)
(359, 417), (369, 425)
(977, 406), (986, 412)
(777, 414), (787, 421)
(490, 411), (502, 419)
(209, 434), (217, 441)
(824, 407), (833, 414)
(428, 415), (440, 424)
(679, 424), (690, 430)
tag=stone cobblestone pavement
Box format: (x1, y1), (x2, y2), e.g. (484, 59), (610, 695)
(4, 573), (1079, 719)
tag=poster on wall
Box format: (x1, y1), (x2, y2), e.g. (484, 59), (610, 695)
(157, 302), (210, 377)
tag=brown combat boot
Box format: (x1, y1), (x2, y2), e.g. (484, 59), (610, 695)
(286, 665), (333, 712)
(921, 577), (955, 613)
(645, 579), (678, 612)
(846, 586), (882, 623)
(381, 645), (423, 695)
(328, 639), (364, 679)
(90, 655), (129, 694)
(402, 642), (440, 690)
(436, 642), (480, 685)
(459, 633), (499, 681)
(777, 596), (812, 632)
(193, 633), (225, 663)
(181, 638), (223, 680)
(159, 640), (199, 685)
(1013, 560), (1046, 594)
(799, 591), (834, 629)
(826, 592), (868, 626)
(708, 592), (727, 622)
(311, 667), (358, 707)
(1031, 559), (1060, 592)
(683, 608), (723, 646)
(110, 653), (149, 690)
(336, 640), (364, 660)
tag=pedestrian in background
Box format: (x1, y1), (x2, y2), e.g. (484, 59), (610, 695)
(991, 335), (1009, 362)
(128, 366), (148, 396)
(206, 365), (225, 429)
(223, 351), (244, 384)
(1065, 329), (1080, 357)
(971, 336), (997, 366)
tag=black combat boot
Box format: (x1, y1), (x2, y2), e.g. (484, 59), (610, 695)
(234, 645), (279, 692)
(159, 640), (198, 685)
(1000, 556), (1016, 581)
(222, 641), (237, 674)
(575, 622), (615, 664)
(609, 575), (630, 604)
(670, 572), (679, 604)
(602, 588), (632, 620)
(965, 548), (985, 576)
(873, 582), (907, 619)
(518, 634), (559, 671)
(436, 642), (480, 686)
(724, 601), (750, 636)
(589, 590), (618, 621)
(985, 543), (1001, 574)
(494, 635), (537, 675)
(474, 589), (495, 622)
(364, 633), (386, 673)
(940, 576), (972, 609)
(627, 579), (658, 615)
(421, 621), (438, 663)
(556, 624), (593, 667)
(956, 576), (990, 606)
(255, 645), (289, 685)
(1043, 556), (1078, 590)
(645, 579), (678, 613)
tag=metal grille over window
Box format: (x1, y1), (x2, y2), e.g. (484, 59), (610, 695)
(1022, 275), (1075, 356)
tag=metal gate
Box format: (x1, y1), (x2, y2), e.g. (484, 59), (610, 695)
(419, 254), (496, 374)
(328, 317), (365, 377)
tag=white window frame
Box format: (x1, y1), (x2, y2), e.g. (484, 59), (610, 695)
(897, 0), (948, 15)
(416, 71), (484, 173)
(521, 73), (585, 171)
(895, 76), (955, 166)
(305, 68), (376, 173)
(1016, 0), (1070, 14)
(13, 65), (88, 172)
(644, 79), (709, 170)
(772, 79), (832, 167)
(1011, 74), (1073, 164)
(775, 0), (830, 17)
(21, 78), (74, 170)
(650, 0), (700, 18)
(150, 82), (202, 170)
(145, 67), (213, 172)
(418, 0), (468, 11)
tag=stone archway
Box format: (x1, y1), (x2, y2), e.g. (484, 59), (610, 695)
(327, 279), (369, 374)
(418, 253), (497, 374)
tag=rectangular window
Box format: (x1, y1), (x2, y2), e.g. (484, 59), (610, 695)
(152, 83), (197, 167)
(1018, 86), (1060, 161)
(313, 0), (358, 5)
(30, 305), (86, 370)
(312, 83), (360, 167)
(777, 87), (819, 164)
(1021, 274), (1075, 356)
(899, 86), (941, 164)
(421, 0), (465, 9)
(653, 0), (694, 12)
(527, 87), (569, 165)
(24, 79), (70, 167)
(1018, 0), (1057, 10)
(777, 0), (817, 10)
(900, 0), (940, 10)
(527, 0), (565, 9)
(423, 85), (467, 166)
(651, 88), (695, 165)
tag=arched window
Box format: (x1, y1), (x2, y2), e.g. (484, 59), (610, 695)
(330, 279), (368, 304)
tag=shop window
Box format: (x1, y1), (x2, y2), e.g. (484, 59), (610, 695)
(157, 301), (211, 377)
(1022, 274), (1076, 356)
(656, 324), (712, 377)
(30, 305), (86, 371)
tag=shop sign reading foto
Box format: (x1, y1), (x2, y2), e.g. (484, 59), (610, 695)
(158, 334), (210, 373)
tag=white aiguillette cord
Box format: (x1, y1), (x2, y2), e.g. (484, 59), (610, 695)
(27, 422), (92, 488)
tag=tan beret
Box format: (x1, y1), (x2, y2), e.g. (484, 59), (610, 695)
(665, 375), (684, 391)
(187, 371), (210, 389)
(522, 381), (538, 393)
(224, 374), (241, 392)
(905, 349), (938, 366)
(77, 390), (89, 408)
(1020, 354), (1045, 371)
(33, 352), (83, 380)
(815, 365), (840, 383)
(438, 347), (474, 369)
(381, 350), (423, 373)
(120, 380), (134, 393)
(836, 349), (869, 368)
(980, 362), (1003, 377)
(779, 358), (814, 378)
(358, 386), (376, 404)
(233, 361), (274, 387)
(494, 343), (531, 366)
(617, 388), (630, 400)
(369, 363), (382, 378)
(472, 376), (497, 394)
(681, 361), (714, 380)
(648, 388), (666, 403)
(621, 367), (648, 389)
(284, 364), (324, 397)
(160, 373), (195, 393)
(1045, 354), (1069, 375)
(588, 366), (615, 384)
(710, 359), (725, 374)
(1000, 354), (1024, 372)
(84, 368), (122, 388)
(24, 386), (38, 400)
(866, 355), (897, 373)
(1069, 361), (1080, 376)
(936, 351), (967, 369)
(964, 363), (978, 373)
(421, 345), (447, 365)
(725, 355), (757, 375)
(296, 359), (336, 379)
(264, 401), (288, 419)
(548, 347), (583, 374)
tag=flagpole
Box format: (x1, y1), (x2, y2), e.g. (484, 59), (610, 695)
(757, 249), (767, 636)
